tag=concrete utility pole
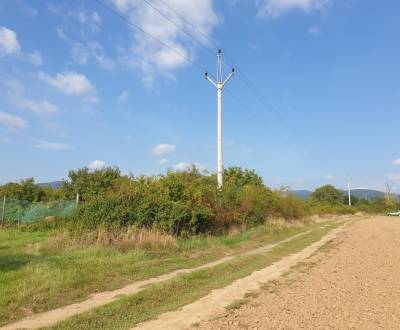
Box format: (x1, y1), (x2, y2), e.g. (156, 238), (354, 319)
(205, 49), (235, 189)
(347, 181), (352, 207)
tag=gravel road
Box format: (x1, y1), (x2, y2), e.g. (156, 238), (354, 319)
(196, 216), (400, 329)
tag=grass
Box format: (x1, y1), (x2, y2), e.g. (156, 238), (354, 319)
(0, 219), (332, 326)
(225, 299), (248, 310)
(45, 221), (343, 330)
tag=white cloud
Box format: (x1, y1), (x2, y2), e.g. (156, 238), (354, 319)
(258, 0), (331, 17)
(308, 26), (320, 35)
(392, 159), (400, 166)
(33, 140), (71, 151)
(5, 79), (58, 115)
(175, 162), (191, 171)
(68, 10), (88, 24)
(67, 9), (102, 32)
(56, 27), (67, 41)
(0, 26), (21, 56)
(175, 161), (208, 173)
(385, 174), (400, 181)
(159, 158), (169, 165)
(72, 41), (115, 71)
(38, 71), (97, 102)
(326, 174), (334, 180)
(151, 143), (176, 156)
(91, 12), (102, 31)
(112, 0), (218, 84)
(0, 111), (27, 129)
(27, 50), (43, 66)
(117, 90), (129, 104)
(88, 160), (106, 170)
(23, 100), (58, 114)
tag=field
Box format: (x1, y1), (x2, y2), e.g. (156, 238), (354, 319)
(0, 218), (338, 327)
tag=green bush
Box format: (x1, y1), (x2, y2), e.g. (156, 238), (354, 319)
(5, 166), (378, 235)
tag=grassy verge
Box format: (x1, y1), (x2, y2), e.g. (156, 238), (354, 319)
(46, 221), (343, 330)
(0, 219), (334, 326)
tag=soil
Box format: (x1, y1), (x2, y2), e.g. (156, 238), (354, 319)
(194, 216), (400, 329)
(134, 222), (348, 329)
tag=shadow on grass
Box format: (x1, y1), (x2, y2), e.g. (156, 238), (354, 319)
(0, 255), (33, 272)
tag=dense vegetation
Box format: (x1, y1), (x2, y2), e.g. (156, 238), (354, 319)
(0, 167), (398, 233)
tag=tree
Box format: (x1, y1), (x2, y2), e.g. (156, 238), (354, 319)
(63, 167), (121, 201)
(223, 167), (263, 188)
(311, 185), (343, 205)
(0, 178), (45, 202)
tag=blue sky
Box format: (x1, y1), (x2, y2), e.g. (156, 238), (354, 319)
(0, 0), (399, 191)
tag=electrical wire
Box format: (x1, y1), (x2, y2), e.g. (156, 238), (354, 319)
(93, 0), (208, 73)
(142, 0), (217, 57)
(93, 0), (306, 148)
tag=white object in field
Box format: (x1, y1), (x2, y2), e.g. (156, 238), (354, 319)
(205, 49), (235, 189)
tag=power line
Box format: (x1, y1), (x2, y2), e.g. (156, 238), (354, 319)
(141, 0), (217, 57)
(94, 0), (306, 148)
(93, 0), (207, 73)
(142, 0), (303, 143)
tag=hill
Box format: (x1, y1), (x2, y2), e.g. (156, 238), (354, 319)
(291, 189), (399, 201)
(37, 181), (63, 189)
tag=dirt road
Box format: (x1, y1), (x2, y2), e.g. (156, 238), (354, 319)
(196, 216), (400, 329)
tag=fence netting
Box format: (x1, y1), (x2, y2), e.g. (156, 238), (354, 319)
(1, 198), (76, 224)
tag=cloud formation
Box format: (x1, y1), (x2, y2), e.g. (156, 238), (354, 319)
(0, 26), (21, 56)
(151, 143), (176, 156)
(0, 112), (27, 129)
(258, 0), (331, 17)
(33, 140), (72, 151)
(392, 159), (400, 166)
(23, 100), (58, 114)
(117, 90), (130, 104)
(111, 0), (218, 84)
(5, 79), (58, 115)
(27, 50), (43, 66)
(38, 71), (97, 102)
(88, 160), (106, 170)
(175, 161), (208, 173)
(72, 41), (115, 71)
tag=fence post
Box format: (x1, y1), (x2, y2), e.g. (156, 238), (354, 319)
(76, 193), (79, 205)
(1, 196), (5, 227)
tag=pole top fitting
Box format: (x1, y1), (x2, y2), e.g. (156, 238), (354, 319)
(204, 71), (208, 79)
(218, 49), (222, 54)
(231, 68), (235, 73)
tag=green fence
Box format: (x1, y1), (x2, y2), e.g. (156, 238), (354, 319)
(1, 197), (76, 225)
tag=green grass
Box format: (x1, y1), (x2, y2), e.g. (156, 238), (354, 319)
(225, 299), (248, 310)
(0, 220), (335, 326)
(46, 221), (342, 330)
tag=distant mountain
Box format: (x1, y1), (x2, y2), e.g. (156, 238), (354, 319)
(291, 188), (398, 201)
(291, 190), (312, 199)
(349, 189), (386, 200)
(37, 181), (63, 188)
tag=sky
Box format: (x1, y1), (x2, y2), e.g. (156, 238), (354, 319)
(0, 0), (399, 192)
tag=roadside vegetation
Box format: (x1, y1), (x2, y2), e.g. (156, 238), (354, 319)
(47, 222), (341, 330)
(0, 166), (398, 326)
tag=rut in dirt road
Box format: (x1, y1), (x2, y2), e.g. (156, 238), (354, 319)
(196, 216), (400, 329)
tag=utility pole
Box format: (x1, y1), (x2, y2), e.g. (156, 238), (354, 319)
(347, 181), (352, 207)
(205, 49), (235, 189)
